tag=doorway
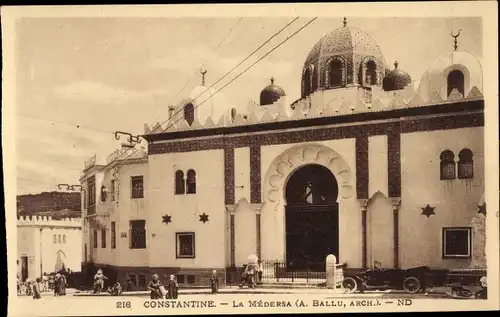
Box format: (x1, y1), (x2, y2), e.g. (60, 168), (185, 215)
(285, 164), (339, 271)
(21, 256), (28, 282)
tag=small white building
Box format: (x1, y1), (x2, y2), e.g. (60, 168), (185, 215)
(17, 216), (83, 281)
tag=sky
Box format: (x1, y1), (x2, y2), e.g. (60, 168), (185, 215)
(15, 16), (482, 195)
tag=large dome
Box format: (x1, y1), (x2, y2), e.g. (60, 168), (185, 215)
(301, 18), (387, 97)
(260, 77), (286, 106)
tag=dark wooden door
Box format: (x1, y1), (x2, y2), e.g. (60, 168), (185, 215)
(285, 204), (339, 271)
(21, 256), (28, 282)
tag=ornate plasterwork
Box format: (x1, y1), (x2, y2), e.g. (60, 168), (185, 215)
(263, 144), (354, 209)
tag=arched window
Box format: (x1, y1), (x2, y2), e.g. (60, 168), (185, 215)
(447, 70), (465, 97)
(186, 169), (197, 194)
(184, 103), (195, 126)
(175, 170), (185, 195)
(328, 59), (344, 88)
(303, 68), (311, 97)
(365, 60), (377, 86)
(458, 148), (473, 179)
(63, 234), (67, 244)
(231, 108), (237, 122)
(58, 234), (62, 244)
(440, 150), (456, 180)
(53, 234), (57, 244)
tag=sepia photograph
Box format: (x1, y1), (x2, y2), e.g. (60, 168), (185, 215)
(2, 2), (499, 315)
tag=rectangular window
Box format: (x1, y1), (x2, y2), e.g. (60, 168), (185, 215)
(111, 222), (116, 249)
(87, 176), (96, 206)
(101, 229), (107, 248)
(176, 275), (185, 284)
(187, 275), (195, 284)
(176, 232), (195, 258)
(138, 275), (147, 287)
(129, 220), (146, 249)
(110, 180), (116, 201)
(93, 230), (98, 248)
(53, 234), (57, 244)
(83, 190), (87, 209)
(131, 176), (144, 199)
(442, 227), (472, 258)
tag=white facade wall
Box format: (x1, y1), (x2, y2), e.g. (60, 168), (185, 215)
(17, 217), (82, 280)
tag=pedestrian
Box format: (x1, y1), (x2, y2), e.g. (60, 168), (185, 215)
(126, 277), (135, 292)
(42, 273), (49, 292)
(166, 275), (179, 299)
(59, 273), (67, 296)
(238, 264), (248, 288)
(245, 262), (256, 289)
(93, 269), (108, 294)
(210, 270), (219, 294)
(54, 273), (61, 296)
(256, 260), (263, 285)
(147, 274), (163, 299)
(32, 278), (42, 299)
(108, 281), (123, 296)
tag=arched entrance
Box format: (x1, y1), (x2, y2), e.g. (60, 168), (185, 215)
(285, 164), (339, 271)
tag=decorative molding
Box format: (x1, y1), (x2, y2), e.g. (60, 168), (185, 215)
(263, 144), (354, 207)
(355, 135), (369, 199)
(387, 133), (401, 198)
(146, 101), (484, 149)
(421, 205), (436, 218)
(250, 145), (262, 203)
(224, 146), (235, 205)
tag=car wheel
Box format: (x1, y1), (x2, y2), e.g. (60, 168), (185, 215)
(403, 277), (421, 294)
(342, 277), (358, 293)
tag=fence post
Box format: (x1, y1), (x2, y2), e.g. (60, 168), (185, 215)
(326, 254), (337, 289)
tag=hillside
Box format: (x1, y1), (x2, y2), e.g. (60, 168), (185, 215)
(17, 191), (82, 220)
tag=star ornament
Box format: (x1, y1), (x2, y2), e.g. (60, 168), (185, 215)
(199, 213), (209, 223)
(477, 203), (486, 216)
(421, 205), (436, 218)
(162, 214), (172, 225)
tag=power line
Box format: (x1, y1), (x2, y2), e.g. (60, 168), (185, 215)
(75, 18), (313, 190)
(151, 16), (300, 129)
(159, 17), (317, 133)
(17, 112), (115, 134)
(150, 17), (244, 124)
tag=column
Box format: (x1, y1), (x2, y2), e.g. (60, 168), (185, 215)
(358, 199), (369, 269)
(390, 198), (401, 269)
(253, 204), (264, 260)
(225, 205), (237, 267)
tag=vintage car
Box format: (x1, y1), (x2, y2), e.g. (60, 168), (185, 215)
(342, 264), (432, 294)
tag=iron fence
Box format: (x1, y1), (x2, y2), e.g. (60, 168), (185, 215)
(261, 260), (344, 286)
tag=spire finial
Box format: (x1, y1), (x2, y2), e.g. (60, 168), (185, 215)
(451, 29), (462, 51)
(270, 77), (274, 85)
(200, 68), (207, 86)
(343, 17), (347, 27)
(394, 61), (399, 69)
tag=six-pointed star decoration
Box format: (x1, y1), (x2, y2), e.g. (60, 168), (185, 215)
(199, 213), (209, 223)
(478, 203), (486, 216)
(421, 205), (436, 218)
(162, 214), (172, 225)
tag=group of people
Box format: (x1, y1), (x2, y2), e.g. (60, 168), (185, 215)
(147, 274), (180, 299)
(239, 259), (264, 289)
(17, 271), (69, 299)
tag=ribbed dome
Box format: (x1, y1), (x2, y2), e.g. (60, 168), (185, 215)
(301, 18), (387, 97)
(382, 61), (412, 91)
(304, 20), (384, 67)
(260, 77), (286, 106)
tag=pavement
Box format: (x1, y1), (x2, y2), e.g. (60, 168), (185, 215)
(67, 286), (451, 298)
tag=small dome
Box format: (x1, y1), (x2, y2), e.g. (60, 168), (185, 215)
(260, 77), (286, 106)
(382, 61), (412, 91)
